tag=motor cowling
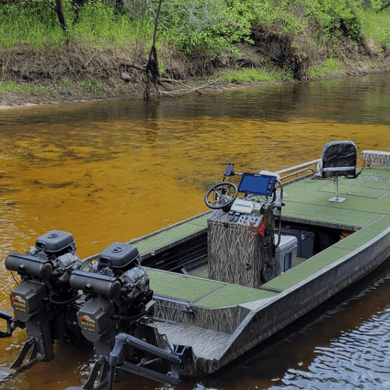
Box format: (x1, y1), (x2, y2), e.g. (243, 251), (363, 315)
(94, 242), (153, 317)
(70, 243), (153, 352)
(26, 230), (81, 283)
(3, 230), (83, 367)
(6, 230), (81, 319)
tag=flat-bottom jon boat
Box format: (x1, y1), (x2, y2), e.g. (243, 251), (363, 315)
(2, 141), (390, 389)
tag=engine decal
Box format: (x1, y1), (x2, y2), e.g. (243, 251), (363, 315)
(11, 295), (26, 310)
(79, 315), (96, 331)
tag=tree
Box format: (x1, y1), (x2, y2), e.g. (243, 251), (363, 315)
(43, 0), (67, 30)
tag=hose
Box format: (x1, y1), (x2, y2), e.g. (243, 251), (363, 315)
(107, 365), (115, 390)
(50, 294), (81, 306)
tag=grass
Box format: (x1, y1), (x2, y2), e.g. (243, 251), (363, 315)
(217, 67), (293, 84)
(309, 57), (344, 78)
(0, 81), (54, 94)
(358, 9), (390, 48)
(1, 1), (387, 52)
(79, 79), (105, 94)
(0, 1), (153, 49)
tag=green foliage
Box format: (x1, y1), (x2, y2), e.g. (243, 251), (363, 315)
(252, 1), (306, 35)
(0, 0), (389, 69)
(218, 67), (292, 84)
(309, 56), (344, 78)
(156, 0), (257, 59)
(0, 0), (67, 47)
(360, 0), (390, 11)
(0, 0), (152, 48)
(370, 0), (383, 11)
(357, 8), (390, 46)
(306, 0), (363, 41)
(157, 0), (306, 58)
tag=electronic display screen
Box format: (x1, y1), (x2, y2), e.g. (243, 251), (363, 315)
(238, 173), (277, 197)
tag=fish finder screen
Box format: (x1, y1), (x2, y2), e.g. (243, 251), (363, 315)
(238, 173), (277, 197)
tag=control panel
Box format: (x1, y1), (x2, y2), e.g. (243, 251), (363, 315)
(228, 210), (263, 226)
(228, 198), (263, 225)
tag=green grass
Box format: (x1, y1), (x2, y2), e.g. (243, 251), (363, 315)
(72, 5), (154, 47)
(217, 67), (293, 84)
(309, 57), (344, 78)
(0, 1), (153, 49)
(78, 79), (105, 94)
(0, 81), (54, 94)
(358, 9), (390, 48)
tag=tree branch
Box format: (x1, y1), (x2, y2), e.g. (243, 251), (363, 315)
(43, 0), (57, 11)
(119, 62), (146, 72)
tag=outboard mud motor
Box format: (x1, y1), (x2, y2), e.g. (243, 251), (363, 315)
(0, 230), (83, 369)
(69, 242), (183, 389)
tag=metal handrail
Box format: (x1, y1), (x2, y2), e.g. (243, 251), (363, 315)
(276, 158), (320, 175)
(280, 167), (316, 181)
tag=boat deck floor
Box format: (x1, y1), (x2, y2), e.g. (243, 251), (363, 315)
(132, 167), (390, 309)
(154, 321), (230, 359)
(145, 268), (278, 308)
(282, 166), (390, 230)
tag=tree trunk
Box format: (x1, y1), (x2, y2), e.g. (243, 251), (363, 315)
(44, 0), (68, 31)
(55, 0), (67, 31)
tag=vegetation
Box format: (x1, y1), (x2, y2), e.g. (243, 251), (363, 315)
(1, 0), (389, 50)
(309, 57), (344, 78)
(218, 67), (293, 84)
(0, 0), (389, 100)
(0, 80), (54, 94)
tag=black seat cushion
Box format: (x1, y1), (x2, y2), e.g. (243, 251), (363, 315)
(321, 140), (357, 179)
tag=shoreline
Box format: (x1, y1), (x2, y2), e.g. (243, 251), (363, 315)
(1, 66), (389, 111)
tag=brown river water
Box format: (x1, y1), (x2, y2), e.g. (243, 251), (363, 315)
(0, 75), (390, 389)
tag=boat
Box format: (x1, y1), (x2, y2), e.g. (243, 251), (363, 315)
(1, 140), (390, 389)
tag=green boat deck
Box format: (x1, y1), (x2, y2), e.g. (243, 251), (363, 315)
(133, 167), (390, 308)
(145, 268), (278, 308)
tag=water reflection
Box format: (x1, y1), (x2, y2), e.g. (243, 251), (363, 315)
(268, 270), (390, 390)
(1, 75), (390, 127)
(0, 75), (390, 390)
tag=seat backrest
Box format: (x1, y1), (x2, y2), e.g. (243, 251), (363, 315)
(320, 140), (357, 179)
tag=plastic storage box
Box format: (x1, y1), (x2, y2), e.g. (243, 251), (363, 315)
(281, 226), (315, 258)
(275, 235), (298, 276)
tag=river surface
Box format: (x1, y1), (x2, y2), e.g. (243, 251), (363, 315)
(0, 75), (390, 389)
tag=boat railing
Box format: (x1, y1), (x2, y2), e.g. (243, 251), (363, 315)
(276, 158), (320, 184)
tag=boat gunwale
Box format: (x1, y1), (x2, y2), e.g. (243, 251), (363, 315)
(209, 219), (390, 372)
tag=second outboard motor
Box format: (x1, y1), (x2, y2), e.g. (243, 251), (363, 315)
(0, 230), (83, 369)
(70, 242), (154, 389)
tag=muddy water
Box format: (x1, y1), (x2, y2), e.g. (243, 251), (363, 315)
(0, 74), (390, 389)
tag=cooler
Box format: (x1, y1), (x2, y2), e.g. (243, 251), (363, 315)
(275, 235), (298, 276)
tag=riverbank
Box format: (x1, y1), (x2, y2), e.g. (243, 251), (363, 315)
(1, 35), (389, 109)
(1, 0), (390, 108)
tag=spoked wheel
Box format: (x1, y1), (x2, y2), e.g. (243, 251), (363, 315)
(204, 182), (238, 210)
